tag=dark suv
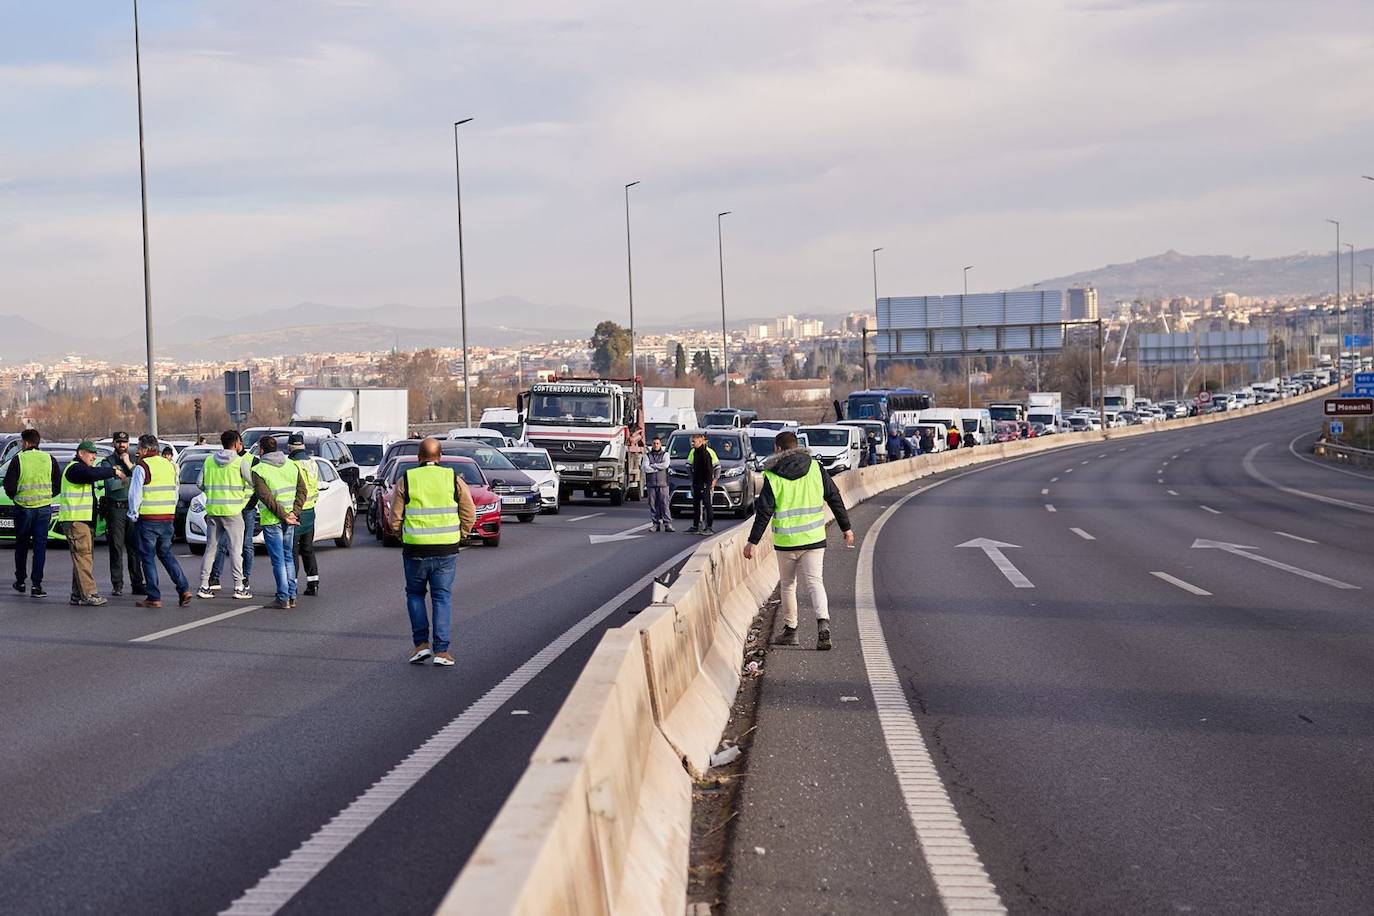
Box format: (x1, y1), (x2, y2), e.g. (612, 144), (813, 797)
(666, 429), (756, 519)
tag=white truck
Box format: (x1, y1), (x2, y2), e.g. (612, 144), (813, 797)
(641, 387), (698, 446)
(290, 387), (408, 439)
(521, 377), (645, 505)
(1027, 392), (1064, 432)
(1103, 385), (1135, 413)
(479, 406), (527, 445)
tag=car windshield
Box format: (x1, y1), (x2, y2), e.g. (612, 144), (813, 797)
(961, 419), (980, 433)
(800, 428), (850, 447)
(668, 434), (743, 460)
(386, 458), (485, 487)
(451, 445), (517, 470)
(178, 455), (208, 483)
(846, 395), (885, 420)
(750, 435), (778, 457)
(481, 422), (523, 440)
(505, 451), (552, 471)
(528, 392), (614, 426)
(349, 444), (384, 466)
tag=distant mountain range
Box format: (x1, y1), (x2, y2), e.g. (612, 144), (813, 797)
(1028, 247), (1373, 303)
(4, 247), (1371, 362)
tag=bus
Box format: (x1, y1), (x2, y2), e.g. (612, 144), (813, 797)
(843, 388), (934, 423)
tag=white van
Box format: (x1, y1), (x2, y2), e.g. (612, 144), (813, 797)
(918, 408), (964, 438)
(797, 424), (862, 474)
(957, 409), (993, 445)
(906, 422), (949, 453)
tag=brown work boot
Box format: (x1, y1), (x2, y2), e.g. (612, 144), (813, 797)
(135, 599), (163, 608)
(178, 591), (194, 608)
(269, 599), (290, 610)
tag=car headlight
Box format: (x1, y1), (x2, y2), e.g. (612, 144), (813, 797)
(478, 502), (500, 516)
(191, 496), (206, 513)
(540, 481), (556, 493)
(669, 467), (689, 478)
(721, 466), (745, 478)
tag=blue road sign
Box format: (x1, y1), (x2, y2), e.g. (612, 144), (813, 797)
(1356, 387), (1374, 398)
(1345, 335), (1372, 348)
(1355, 371), (1374, 387)
(1330, 421), (1344, 435)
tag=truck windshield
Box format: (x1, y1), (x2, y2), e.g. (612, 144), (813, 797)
(987, 406), (1020, 422)
(348, 444), (384, 466)
(505, 451), (552, 471)
(846, 395), (885, 420)
(644, 422), (680, 445)
(528, 393), (614, 426)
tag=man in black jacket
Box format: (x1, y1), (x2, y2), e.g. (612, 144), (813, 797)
(743, 431), (853, 650)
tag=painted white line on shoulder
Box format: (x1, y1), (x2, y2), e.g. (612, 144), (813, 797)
(1199, 505), (1222, 514)
(1274, 530), (1318, 544)
(1286, 431), (1374, 482)
(1070, 527), (1095, 540)
(1151, 571), (1212, 596)
(130, 606), (264, 643)
(857, 505), (1005, 913)
(1184, 447), (1192, 452)
(1167, 489), (1180, 496)
(1044, 504), (1056, 513)
(219, 543), (701, 915)
(562, 512), (607, 523)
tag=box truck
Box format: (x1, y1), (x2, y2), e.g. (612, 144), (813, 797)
(290, 387), (408, 439)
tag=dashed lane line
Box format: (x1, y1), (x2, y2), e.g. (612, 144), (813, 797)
(1044, 504), (1057, 513)
(1243, 443), (1374, 514)
(220, 543), (702, 915)
(1041, 488), (1049, 495)
(1151, 572), (1212, 596)
(1167, 490), (1180, 496)
(1070, 527), (1095, 540)
(1199, 505), (1222, 515)
(131, 606), (265, 643)
(1050, 477), (1059, 483)
(1274, 531), (1318, 544)
(562, 512), (607, 523)
(856, 496), (1005, 913)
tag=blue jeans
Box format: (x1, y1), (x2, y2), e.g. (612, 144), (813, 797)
(404, 554), (456, 653)
(13, 505), (52, 587)
(136, 519), (189, 603)
(211, 507), (256, 582)
(262, 522), (297, 603)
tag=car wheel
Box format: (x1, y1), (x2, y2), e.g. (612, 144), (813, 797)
(517, 513), (535, 524)
(547, 502), (561, 515)
(609, 489), (625, 506)
(559, 486), (573, 504)
(335, 509), (354, 548)
(190, 543), (205, 556)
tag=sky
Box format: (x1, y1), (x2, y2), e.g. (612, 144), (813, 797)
(3, 0), (1374, 329)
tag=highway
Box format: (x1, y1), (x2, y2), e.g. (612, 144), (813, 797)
(728, 398), (1374, 913)
(0, 500), (741, 915)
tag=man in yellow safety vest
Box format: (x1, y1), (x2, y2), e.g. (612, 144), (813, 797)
(251, 435), (306, 610)
(2, 428), (61, 598)
(743, 430), (853, 651)
(128, 433), (193, 608)
(59, 441), (124, 607)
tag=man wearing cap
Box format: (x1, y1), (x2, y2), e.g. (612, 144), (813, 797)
(2, 428), (61, 598)
(287, 433), (321, 596)
(128, 433), (193, 608)
(60, 441), (124, 607)
(100, 431), (145, 596)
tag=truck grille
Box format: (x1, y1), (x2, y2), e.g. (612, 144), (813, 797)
(530, 438), (606, 462)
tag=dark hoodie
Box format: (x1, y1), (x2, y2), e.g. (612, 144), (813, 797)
(747, 448), (851, 549)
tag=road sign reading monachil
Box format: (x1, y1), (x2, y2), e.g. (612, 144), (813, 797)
(1325, 398), (1374, 416)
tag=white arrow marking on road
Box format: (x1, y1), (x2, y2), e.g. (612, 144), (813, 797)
(957, 538), (1033, 588)
(589, 522), (654, 544)
(1273, 530), (1318, 545)
(1190, 539), (1359, 589)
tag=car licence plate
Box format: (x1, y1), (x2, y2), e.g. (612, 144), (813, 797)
(0, 518), (12, 529)
(501, 496), (525, 506)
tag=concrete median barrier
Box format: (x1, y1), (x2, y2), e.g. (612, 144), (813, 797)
(441, 387), (1334, 915)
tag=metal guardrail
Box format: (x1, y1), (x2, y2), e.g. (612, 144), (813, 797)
(1314, 439), (1374, 467)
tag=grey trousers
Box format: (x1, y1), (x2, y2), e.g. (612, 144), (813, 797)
(200, 513), (246, 589)
(646, 485), (671, 524)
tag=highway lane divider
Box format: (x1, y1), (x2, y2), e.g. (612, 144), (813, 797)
(441, 385), (1333, 915)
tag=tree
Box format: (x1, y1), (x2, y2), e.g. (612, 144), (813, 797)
(590, 321), (632, 376)
(782, 353), (799, 380)
(692, 349), (715, 380)
(750, 352), (770, 382)
(674, 343), (687, 380)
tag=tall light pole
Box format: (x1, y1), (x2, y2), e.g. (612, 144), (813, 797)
(1346, 242), (1356, 361)
(1327, 219), (1340, 390)
(453, 118), (474, 426)
(963, 266), (974, 407)
(133, 0), (157, 435)
(963, 265), (973, 295)
(717, 211), (732, 407)
(624, 181), (640, 379)
(868, 247), (883, 390)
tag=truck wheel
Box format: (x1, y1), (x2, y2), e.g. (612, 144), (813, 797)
(609, 489), (625, 506)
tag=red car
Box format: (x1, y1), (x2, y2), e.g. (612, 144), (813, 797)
(374, 455), (502, 548)
(993, 420), (1020, 443)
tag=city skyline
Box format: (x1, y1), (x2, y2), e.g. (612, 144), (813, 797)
(4, 1), (1374, 330)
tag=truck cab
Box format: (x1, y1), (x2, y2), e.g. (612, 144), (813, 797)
(523, 378), (644, 505)
(479, 407), (527, 446)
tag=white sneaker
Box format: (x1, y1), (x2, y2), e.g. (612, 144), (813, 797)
(409, 643), (433, 665)
(233, 588), (253, 600)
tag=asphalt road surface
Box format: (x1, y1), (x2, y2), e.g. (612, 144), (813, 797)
(0, 496), (743, 914)
(729, 399), (1374, 914)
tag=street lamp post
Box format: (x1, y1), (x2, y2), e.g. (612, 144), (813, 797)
(453, 118), (474, 427)
(624, 181), (640, 379)
(133, 0), (157, 435)
(1327, 219), (1341, 391)
(717, 211), (732, 407)
(963, 266), (974, 407)
(1346, 242), (1356, 364)
(867, 247), (883, 389)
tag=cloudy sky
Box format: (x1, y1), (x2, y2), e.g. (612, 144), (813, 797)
(3, 0), (1373, 327)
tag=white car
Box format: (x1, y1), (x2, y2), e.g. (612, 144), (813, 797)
(185, 457), (356, 554)
(797, 424), (863, 474)
(339, 431), (397, 481)
(501, 447), (560, 513)
(446, 427), (509, 449)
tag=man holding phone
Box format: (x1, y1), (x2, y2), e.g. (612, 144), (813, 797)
(743, 430), (853, 651)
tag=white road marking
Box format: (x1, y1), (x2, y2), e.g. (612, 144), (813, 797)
(1080, 459), (1089, 465)
(1191, 539), (1359, 589)
(1171, 454), (1179, 460)
(1167, 489), (1180, 496)
(1274, 531), (1318, 544)
(1051, 476), (1059, 483)
(1098, 453), (1108, 458)
(1199, 505), (1221, 514)
(1040, 488), (1049, 495)
(588, 522), (653, 544)
(958, 538), (1034, 588)
(1184, 447), (1192, 453)
(1044, 504), (1057, 513)
(1116, 447), (1127, 452)
(130, 606), (264, 643)
(563, 512), (607, 523)
(1157, 478), (1165, 484)
(510, 709), (530, 716)
(1150, 572), (1212, 596)
(1065, 468), (1074, 474)
(1286, 431), (1374, 481)
(220, 543), (702, 915)
(1245, 443), (1374, 514)
(1070, 527), (1095, 540)
(861, 516), (1005, 913)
